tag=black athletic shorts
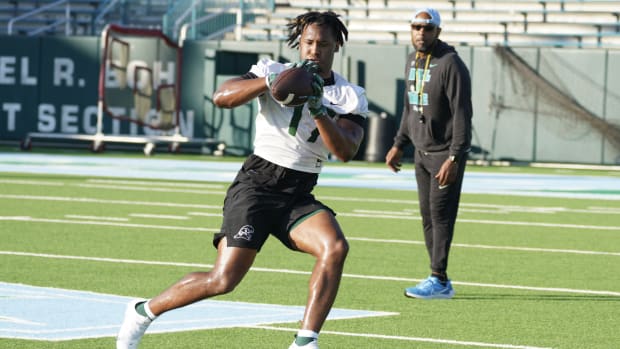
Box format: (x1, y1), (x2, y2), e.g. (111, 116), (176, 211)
(212, 154), (335, 252)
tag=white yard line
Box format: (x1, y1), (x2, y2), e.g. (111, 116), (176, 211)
(64, 215), (129, 222)
(2, 214), (619, 255)
(339, 212), (620, 231)
(1, 251), (618, 297)
(248, 325), (555, 349)
(0, 194), (220, 209)
(129, 213), (189, 220)
(86, 178), (225, 189)
(76, 183), (226, 195)
(346, 237), (620, 257)
(0, 216), (218, 232)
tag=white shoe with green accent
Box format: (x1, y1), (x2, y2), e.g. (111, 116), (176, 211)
(116, 299), (154, 349)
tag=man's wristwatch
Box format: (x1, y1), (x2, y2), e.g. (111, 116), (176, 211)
(449, 155), (458, 164)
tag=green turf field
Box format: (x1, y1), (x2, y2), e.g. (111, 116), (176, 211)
(1, 152), (619, 349)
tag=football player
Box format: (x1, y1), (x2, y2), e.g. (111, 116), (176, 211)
(116, 11), (368, 349)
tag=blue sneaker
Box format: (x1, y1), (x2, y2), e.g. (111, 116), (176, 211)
(404, 276), (455, 299)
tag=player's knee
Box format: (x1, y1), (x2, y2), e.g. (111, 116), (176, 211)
(185, 271), (239, 296)
(210, 278), (238, 295)
(324, 237), (349, 264)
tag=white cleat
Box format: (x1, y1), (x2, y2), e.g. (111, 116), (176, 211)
(116, 299), (154, 349)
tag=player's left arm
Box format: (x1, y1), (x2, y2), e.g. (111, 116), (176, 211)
(314, 115), (365, 162)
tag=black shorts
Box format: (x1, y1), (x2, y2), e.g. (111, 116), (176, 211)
(212, 155), (335, 252)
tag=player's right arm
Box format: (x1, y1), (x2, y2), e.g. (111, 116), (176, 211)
(213, 76), (268, 109)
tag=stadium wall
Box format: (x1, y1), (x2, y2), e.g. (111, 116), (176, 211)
(0, 35), (619, 164)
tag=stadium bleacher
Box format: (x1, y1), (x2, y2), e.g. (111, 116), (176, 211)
(0, 0), (170, 36)
(1, 0), (619, 48)
(245, 0), (620, 48)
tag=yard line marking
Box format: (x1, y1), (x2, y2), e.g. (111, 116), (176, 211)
(0, 216), (218, 232)
(347, 237), (620, 256)
(353, 205), (618, 216)
(327, 198), (618, 215)
(0, 194), (220, 209)
(187, 212), (225, 217)
(129, 213), (189, 220)
(76, 183), (226, 195)
(65, 215), (129, 222)
(2, 213), (618, 256)
(1, 214), (616, 255)
(86, 178), (225, 189)
(248, 325), (554, 349)
(0, 251), (214, 268)
(340, 212), (620, 231)
(458, 218), (620, 231)
(349, 209), (414, 216)
(589, 206), (620, 213)
(459, 206), (617, 215)
(3, 173), (613, 217)
(7, 193), (618, 231)
(2, 251), (618, 297)
(0, 179), (64, 186)
(320, 195), (417, 204)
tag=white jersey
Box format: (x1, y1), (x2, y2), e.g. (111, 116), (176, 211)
(249, 58), (369, 173)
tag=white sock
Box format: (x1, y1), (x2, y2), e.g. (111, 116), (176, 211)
(143, 300), (157, 320)
(296, 329), (319, 339)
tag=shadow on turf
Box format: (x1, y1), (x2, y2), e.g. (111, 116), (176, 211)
(455, 294), (620, 302)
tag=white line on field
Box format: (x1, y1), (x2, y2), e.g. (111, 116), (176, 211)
(1, 251), (618, 297)
(3, 178), (618, 215)
(129, 213), (189, 220)
(86, 178), (225, 189)
(6, 192), (617, 231)
(76, 183), (226, 195)
(64, 215), (129, 222)
(247, 325), (555, 349)
(187, 212), (224, 217)
(0, 194), (220, 209)
(346, 237), (620, 256)
(1, 215), (618, 256)
(320, 195), (417, 204)
(340, 212), (620, 231)
(0, 179), (64, 186)
(0, 216), (218, 232)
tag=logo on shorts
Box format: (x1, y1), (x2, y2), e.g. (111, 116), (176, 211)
(234, 225), (254, 241)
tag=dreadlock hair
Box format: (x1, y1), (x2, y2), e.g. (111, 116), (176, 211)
(286, 11), (348, 49)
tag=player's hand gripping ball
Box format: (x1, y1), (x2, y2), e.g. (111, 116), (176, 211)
(267, 61), (318, 107)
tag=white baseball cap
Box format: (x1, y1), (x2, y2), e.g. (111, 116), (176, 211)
(411, 7), (441, 27)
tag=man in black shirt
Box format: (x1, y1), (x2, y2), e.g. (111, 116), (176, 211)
(386, 7), (472, 299)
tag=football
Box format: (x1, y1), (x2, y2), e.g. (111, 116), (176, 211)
(269, 67), (315, 107)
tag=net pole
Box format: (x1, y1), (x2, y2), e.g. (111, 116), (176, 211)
(174, 37), (183, 137)
(96, 24), (112, 137)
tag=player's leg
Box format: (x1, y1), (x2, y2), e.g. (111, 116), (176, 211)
(116, 238), (256, 349)
(287, 210), (349, 348)
(148, 237), (256, 314)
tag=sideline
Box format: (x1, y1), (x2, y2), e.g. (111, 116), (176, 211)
(1, 153), (620, 200)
